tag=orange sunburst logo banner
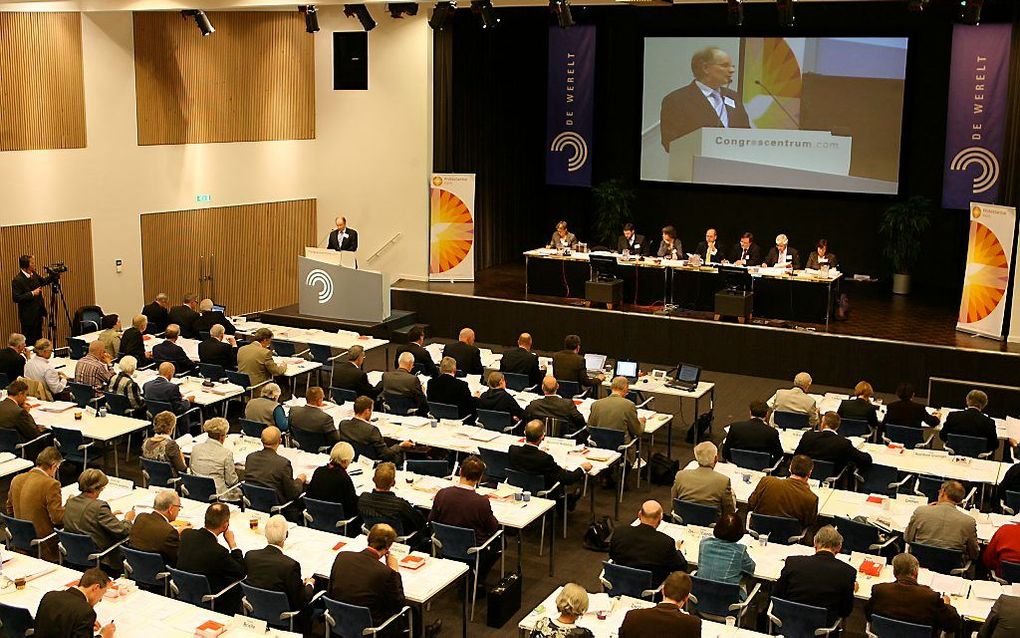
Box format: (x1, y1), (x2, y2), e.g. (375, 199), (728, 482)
(956, 203), (1015, 339)
(429, 182), (475, 276)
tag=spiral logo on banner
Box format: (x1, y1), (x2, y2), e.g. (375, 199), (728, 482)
(550, 132), (589, 172)
(949, 147), (1000, 194)
(305, 269), (334, 304)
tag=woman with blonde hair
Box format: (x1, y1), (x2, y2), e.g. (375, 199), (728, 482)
(531, 583), (594, 638)
(838, 380), (880, 434)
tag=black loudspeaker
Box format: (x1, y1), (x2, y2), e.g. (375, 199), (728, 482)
(333, 32), (368, 90)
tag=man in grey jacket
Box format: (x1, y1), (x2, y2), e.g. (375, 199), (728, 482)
(63, 469), (135, 570)
(244, 427), (306, 521)
(289, 386), (340, 448)
(769, 372), (820, 427)
(905, 480), (979, 561)
(380, 352), (428, 416)
(191, 417), (239, 499)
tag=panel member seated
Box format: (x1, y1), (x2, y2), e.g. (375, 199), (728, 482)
(725, 232), (763, 267)
(694, 228), (722, 264)
(499, 332), (543, 388)
(747, 454), (818, 533)
(619, 572), (700, 635)
(774, 525), (857, 626)
(549, 220), (577, 250)
(865, 552), (961, 635)
(659, 46), (750, 151)
(766, 234), (800, 269)
(340, 396), (413, 463)
(769, 372), (820, 427)
(656, 225), (682, 260)
(358, 463), (428, 542)
(671, 441), (735, 517)
(617, 222), (647, 256)
(119, 314), (151, 362)
(805, 238), (839, 270)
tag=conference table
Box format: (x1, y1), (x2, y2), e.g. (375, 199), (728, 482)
(524, 248), (843, 325)
(233, 319), (389, 353)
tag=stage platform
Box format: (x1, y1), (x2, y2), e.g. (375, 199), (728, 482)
(257, 304), (417, 341)
(391, 264), (1019, 394)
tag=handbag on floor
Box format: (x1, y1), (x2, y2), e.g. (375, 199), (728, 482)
(648, 452), (679, 485)
(583, 516), (615, 552)
(486, 570), (522, 628)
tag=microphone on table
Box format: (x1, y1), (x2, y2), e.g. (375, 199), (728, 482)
(754, 80), (800, 129)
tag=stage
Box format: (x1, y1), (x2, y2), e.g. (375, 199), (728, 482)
(389, 263), (1019, 394)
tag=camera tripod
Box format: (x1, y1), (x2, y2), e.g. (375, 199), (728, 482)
(45, 275), (74, 343)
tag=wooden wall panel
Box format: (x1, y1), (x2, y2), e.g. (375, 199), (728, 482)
(133, 11), (315, 145)
(0, 12), (86, 152)
(140, 200), (316, 316)
(0, 220), (96, 346)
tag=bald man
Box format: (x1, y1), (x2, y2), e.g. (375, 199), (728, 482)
(660, 46), (750, 152)
(500, 333), (543, 388)
(142, 362), (194, 414)
(328, 216), (358, 252)
(522, 377), (587, 435)
(610, 500), (688, 585)
(442, 328), (484, 376)
(244, 427), (307, 522)
(73, 340), (114, 389)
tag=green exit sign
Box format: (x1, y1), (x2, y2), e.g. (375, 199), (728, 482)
(196, 194), (212, 203)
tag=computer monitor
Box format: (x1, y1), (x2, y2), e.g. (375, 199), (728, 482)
(584, 353), (607, 372)
(676, 362), (701, 385)
(717, 265), (753, 293)
(589, 254), (618, 282)
(614, 360), (639, 381)
(212, 304), (226, 314)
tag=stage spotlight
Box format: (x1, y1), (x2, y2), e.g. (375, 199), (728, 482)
(299, 6), (319, 33)
(776, 0), (795, 28)
(907, 0), (931, 12)
(181, 9), (215, 36)
(388, 3), (419, 18)
(343, 4), (377, 31)
(429, 1), (456, 30)
(959, 0), (983, 25)
(550, 0), (574, 28)
(472, 0), (499, 29)
(727, 0), (743, 27)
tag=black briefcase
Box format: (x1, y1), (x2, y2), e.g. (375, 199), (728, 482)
(486, 571), (522, 628)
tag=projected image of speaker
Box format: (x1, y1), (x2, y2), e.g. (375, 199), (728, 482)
(333, 32), (368, 90)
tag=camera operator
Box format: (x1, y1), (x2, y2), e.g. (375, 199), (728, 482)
(10, 255), (54, 344)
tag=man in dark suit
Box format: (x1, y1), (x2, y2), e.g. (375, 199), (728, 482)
(617, 223), (648, 256)
(392, 326), (438, 378)
(794, 411), (873, 475)
(289, 386), (340, 448)
(151, 324), (195, 373)
(167, 294), (200, 339)
(327, 216), (359, 252)
(427, 356), (478, 421)
(357, 462), (428, 543)
(33, 567), (115, 638)
(340, 396), (412, 463)
(0, 380), (45, 442)
(192, 298), (236, 336)
(884, 383), (941, 429)
(244, 514), (314, 629)
(198, 324), (237, 370)
(329, 523), (406, 638)
(609, 500), (688, 585)
(523, 376), (587, 435)
(509, 420), (591, 510)
(865, 552), (960, 635)
(766, 233), (801, 269)
(721, 400), (783, 464)
(141, 292), (170, 335)
(177, 503), (246, 614)
(119, 314), (151, 362)
(334, 345), (381, 399)
(552, 334), (603, 391)
(774, 525), (858, 624)
(694, 228), (723, 265)
(442, 327), (484, 375)
(142, 362), (194, 414)
(980, 593), (1020, 638)
(478, 372), (525, 422)
(245, 427), (307, 521)
(0, 333), (28, 383)
(941, 389), (1010, 460)
(837, 381), (881, 434)
(499, 332), (543, 388)
(10, 255), (53, 345)
(619, 571), (700, 637)
(128, 489), (184, 566)
(381, 353), (429, 417)
(659, 47), (750, 152)
(726, 232), (764, 267)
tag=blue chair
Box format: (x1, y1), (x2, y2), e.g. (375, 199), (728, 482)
(768, 597), (840, 638)
(180, 473), (236, 503)
(240, 418), (267, 438)
(141, 458), (179, 488)
(240, 582), (304, 631)
(381, 393), (419, 416)
(289, 426), (331, 453)
(730, 449), (781, 474)
(346, 438), (378, 463)
(945, 433), (992, 459)
(322, 596), (411, 638)
(146, 400), (202, 436)
(0, 427), (49, 459)
(867, 614), (933, 638)
(168, 566), (240, 611)
(748, 512), (805, 545)
(476, 409), (515, 434)
(1003, 490), (1020, 515)
(241, 483), (300, 516)
(0, 600), (34, 638)
(502, 372), (536, 392)
(68, 381), (103, 411)
(600, 561), (657, 600)
(225, 370), (269, 399)
(303, 498), (357, 535)
(428, 401), (461, 421)
(51, 427), (94, 469)
(999, 560), (1020, 584)
(0, 513), (55, 558)
(833, 517), (898, 556)
(431, 521), (502, 621)
(839, 417), (872, 439)
(909, 542), (968, 575)
(198, 363), (227, 381)
(557, 380), (586, 399)
(477, 447), (509, 483)
(308, 344), (344, 388)
(55, 530), (120, 569)
(773, 411), (811, 429)
(914, 476), (975, 507)
(121, 546), (170, 595)
(588, 426), (641, 509)
(359, 512), (416, 546)
(273, 341), (308, 358)
(506, 467), (565, 541)
(329, 387), (357, 406)
(688, 575), (759, 624)
(883, 424), (929, 449)
(404, 459), (452, 478)
(67, 338), (88, 360)
(103, 392), (136, 417)
(810, 459), (847, 488)
(854, 464), (912, 497)
(672, 499), (719, 527)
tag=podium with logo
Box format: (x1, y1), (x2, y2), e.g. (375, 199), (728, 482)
(298, 251), (390, 323)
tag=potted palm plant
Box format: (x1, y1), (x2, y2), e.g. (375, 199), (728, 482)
(591, 179), (636, 248)
(879, 196), (933, 295)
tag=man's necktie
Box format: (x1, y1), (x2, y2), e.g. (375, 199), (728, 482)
(712, 91), (729, 127)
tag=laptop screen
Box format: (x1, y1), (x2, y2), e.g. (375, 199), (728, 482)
(584, 353), (607, 372)
(212, 304), (226, 314)
(615, 360), (639, 379)
(677, 363), (700, 384)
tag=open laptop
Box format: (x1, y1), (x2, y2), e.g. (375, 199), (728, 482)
(667, 362), (701, 391)
(212, 304), (227, 314)
(614, 359), (639, 382)
(584, 353), (607, 374)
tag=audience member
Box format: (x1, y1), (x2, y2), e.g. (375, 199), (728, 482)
(609, 500), (688, 585)
(64, 469), (135, 571)
(794, 411), (873, 474)
(531, 583), (595, 638)
(237, 328), (288, 386)
(34, 567), (115, 638)
(128, 489), (185, 566)
(190, 417), (239, 499)
(671, 441), (735, 517)
(193, 298), (236, 335)
(429, 455), (501, 580)
(477, 371), (525, 422)
(769, 372), (820, 427)
(522, 377), (586, 435)
(340, 395), (413, 463)
(244, 515), (314, 630)
(290, 386), (340, 448)
(333, 345), (381, 399)
(618, 572), (699, 636)
(393, 325), (438, 378)
(774, 525), (857, 624)
(381, 352), (429, 416)
(244, 427), (306, 520)
(509, 420), (590, 512)
(721, 400), (782, 463)
(198, 324), (237, 370)
(0, 333), (29, 382)
(442, 327), (484, 375)
(983, 519), (1020, 579)
(96, 314), (121, 358)
(904, 479), (979, 561)
(177, 503), (245, 613)
(151, 324), (195, 373)
(941, 390), (1012, 460)
(328, 524), (407, 638)
(837, 380), (881, 432)
(75, 340), (114, 389)
(884, 382), (940, 429)
(306, 442), (360, 525)
(106, 354), (144, 414)
(865, 552), (961, 635)
(25, 338), (69, 399)
(142, 411), (186, 476)
(0, 379), (45, 442)
(552, 334), (603, 389)
(245, 382), (288, 430)
(500, 332), (543, 388)
(695, 513), (755, 592)
(141, 292), (170, 334)
(167, 294), (200, 339)
(119, 314), (151, 361)
(979, 594), (1020, 638)
(427, 356), (478, 421)
(588, 376), (645, 464)
(358, 462), (427, 542)
(142, 362), (194, 414)
(747, 454), (818, 533)
(5, 446), (64, 561)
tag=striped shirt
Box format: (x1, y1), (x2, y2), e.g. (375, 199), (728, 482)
(696, 536), (756, 585)
(74, 354), (113, 389)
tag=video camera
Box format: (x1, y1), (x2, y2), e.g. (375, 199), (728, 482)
(44, 262), (68, 277)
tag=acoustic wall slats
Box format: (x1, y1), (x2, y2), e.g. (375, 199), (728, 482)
(140, 200), (316, 316)
(0, 12), (86, 152)
(0, 220), (96, 346)
(133, 11), (315, 145)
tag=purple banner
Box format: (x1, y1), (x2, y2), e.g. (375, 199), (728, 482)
(546, 25), (595, 187)
(942, 23), (1012, 210)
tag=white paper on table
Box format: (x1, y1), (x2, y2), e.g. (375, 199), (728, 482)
(585, 592), (614, 614)
(916, 569), (935, 586)
(929, 573), (968, 597)
(38, 401), (76, 413)
(1006, 416), (1020, 441)
(969, 580), (1003, 600)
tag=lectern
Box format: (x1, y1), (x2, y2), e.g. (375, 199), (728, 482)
(298, 250), (389, 323)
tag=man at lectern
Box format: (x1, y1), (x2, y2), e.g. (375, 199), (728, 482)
(327, 216), (358, 252)
(659, 47), (751, 152)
